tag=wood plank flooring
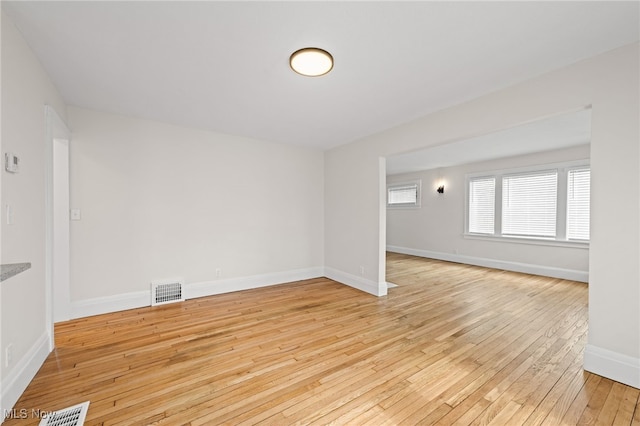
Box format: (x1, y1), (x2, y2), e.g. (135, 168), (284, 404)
(4, 253), (639, 425)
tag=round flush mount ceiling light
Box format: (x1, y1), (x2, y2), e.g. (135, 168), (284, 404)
(289, 47), (333, 77)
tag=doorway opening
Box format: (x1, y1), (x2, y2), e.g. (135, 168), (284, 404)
(384, 109), (592, 286)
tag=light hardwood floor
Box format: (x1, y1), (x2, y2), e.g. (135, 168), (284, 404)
(4, 253), (639, 425)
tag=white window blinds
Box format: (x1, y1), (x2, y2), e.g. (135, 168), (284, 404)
(387, 182), (420, 207)
(468, 177), (495, 234)
(502, 171), (557, 237)
(567, 168), (590, 240)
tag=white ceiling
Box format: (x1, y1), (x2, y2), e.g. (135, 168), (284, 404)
(387, 109), (592, 175)
(2, 1), (638, 150)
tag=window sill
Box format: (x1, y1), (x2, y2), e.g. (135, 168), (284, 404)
(463, 233), (589, 249)
(387, 205), (421, 209)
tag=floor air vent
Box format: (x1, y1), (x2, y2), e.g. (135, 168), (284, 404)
(39, 401), (89, 426)
(151, 278), (185, 306)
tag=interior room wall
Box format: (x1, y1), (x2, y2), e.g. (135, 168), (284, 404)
(324, 43), (639, 388)
(67, 106), (324, 318)
(1, 11), (68, 416)
(387, 145), (590, 281)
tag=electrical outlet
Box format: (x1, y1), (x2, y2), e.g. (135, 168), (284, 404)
(70, 208), (82, 221)
(215, 269), (221, 279)
(359, 266), (365, 277)
(5, 344), (14, 367)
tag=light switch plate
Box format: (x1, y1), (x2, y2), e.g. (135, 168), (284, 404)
(6, 204), (13, 225)
(5, 152), (19, 173)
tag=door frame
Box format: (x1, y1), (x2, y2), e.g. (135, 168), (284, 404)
(45, 105), (71, 350)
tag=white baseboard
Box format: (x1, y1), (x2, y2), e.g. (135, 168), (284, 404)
(1, 332), (51, 422)
(387, 245), (588, 282)
(324, 267), (385, 296)
(68, 267), (325, 320)
(70, 290), (149, 319)
(187, 267), (324, 299)
(584, 344), (640, 389)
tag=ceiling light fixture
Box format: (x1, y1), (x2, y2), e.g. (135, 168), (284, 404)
(289, 47), (333, 77)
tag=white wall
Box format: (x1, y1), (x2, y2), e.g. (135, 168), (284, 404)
(325, 43), (640, 388)
(387, 145), (590, 282)
(67, 107), (324, 317)
(1, 11), (68, 417)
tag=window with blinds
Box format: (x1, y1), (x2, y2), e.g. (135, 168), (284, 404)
(567, 167), (590, 240)
(387, 181), (421, 207)
(468, 177), (495, 234)
(465, 161), (590, 244)
(502, 171), (558, 238)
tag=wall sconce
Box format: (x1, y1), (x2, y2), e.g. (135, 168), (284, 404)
(436, 177), (445, 194)
(435, 172), (446, 194)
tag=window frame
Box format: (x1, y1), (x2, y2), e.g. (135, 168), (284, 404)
(468, 176), (496, 235)
(566, 166), (591, 241)
(387, 180), (422, 209)
(464, 160), (590, 248)
(501, 169), (558, 239)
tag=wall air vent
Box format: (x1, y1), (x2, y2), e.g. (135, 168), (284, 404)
(39, 401), (90, 426)
(151, 278), (185, 306)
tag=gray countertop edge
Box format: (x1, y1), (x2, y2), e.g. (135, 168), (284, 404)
(1, 262), (32, 282)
